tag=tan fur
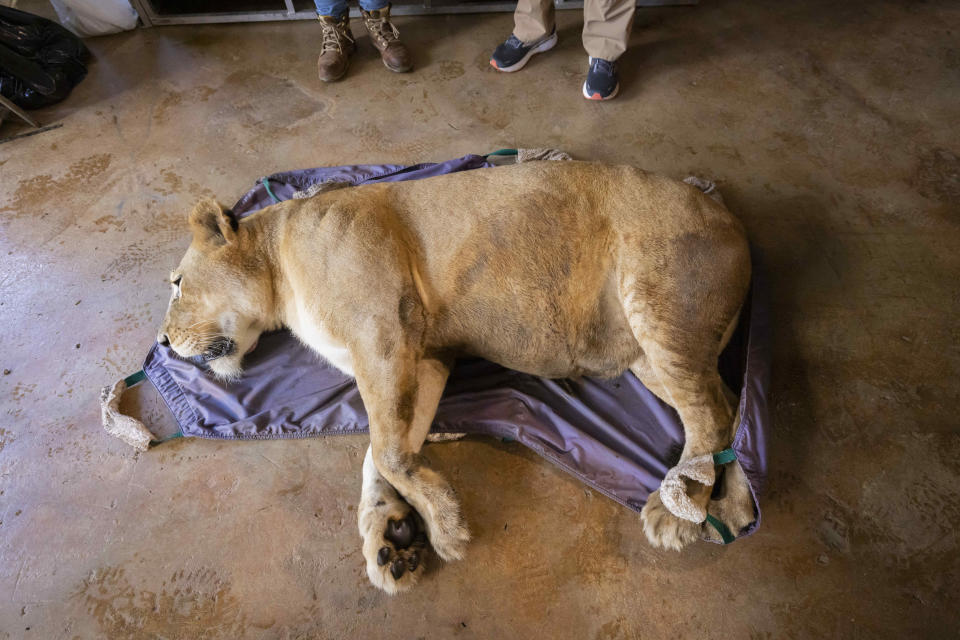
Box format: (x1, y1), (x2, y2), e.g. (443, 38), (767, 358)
(159, 161), (751, 592)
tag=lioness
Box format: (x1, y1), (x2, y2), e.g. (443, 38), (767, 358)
(158, 160), (750, 593)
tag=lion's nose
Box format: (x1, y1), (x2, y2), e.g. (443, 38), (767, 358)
(158, 333), (170, 346)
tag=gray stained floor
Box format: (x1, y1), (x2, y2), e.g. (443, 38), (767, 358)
(1, 0), (958, 637)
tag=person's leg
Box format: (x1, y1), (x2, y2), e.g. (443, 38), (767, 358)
(315, 0), (356, 82)
(359, 2), (413, 73)
(514, 0), (555, 44)
(582, 0), (635, 62)
(490, 0), (557, 72)
(314, 0), (349, 18)
(580, 0), (634, 99)
(357, 0), (388, 11)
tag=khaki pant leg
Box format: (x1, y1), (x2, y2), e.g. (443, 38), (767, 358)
(582, 0), (635, 61)
(514, 0), (555, 43)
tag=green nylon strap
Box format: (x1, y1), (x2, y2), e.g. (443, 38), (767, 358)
(705, 513), (736, 544)
(123, 370), (146, 388)
(713, 448), (737, 465)
(262, 177), (280, 203)
(121, 370), (180, 448)
(149, 431), (183, 448)
(702, 448), (739, 544)
(486, 148), (518, 157)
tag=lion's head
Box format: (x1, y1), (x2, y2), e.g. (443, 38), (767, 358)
(157, 198), (275, 380)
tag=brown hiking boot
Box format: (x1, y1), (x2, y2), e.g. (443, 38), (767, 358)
(361, 4), (412, 73)
(317, 15), (356, 82)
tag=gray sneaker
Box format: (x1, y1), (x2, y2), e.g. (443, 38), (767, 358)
(582, 57), (619, 100)
(490, 28), (558, 72)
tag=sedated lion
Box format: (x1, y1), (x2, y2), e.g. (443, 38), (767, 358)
(158, 160), (751, 594)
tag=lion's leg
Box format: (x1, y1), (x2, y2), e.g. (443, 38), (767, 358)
(355, 354), (467, 593)
(636, 346), (735, 550)
(629, 353), (672, 405)
(358, 446), (429, 594)
(622, 287), (739, 551)
(358, 434), (463, 593)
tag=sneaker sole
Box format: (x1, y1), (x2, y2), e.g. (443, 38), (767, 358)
(490, 32), (558, 73)
(582, 80), (619, 101)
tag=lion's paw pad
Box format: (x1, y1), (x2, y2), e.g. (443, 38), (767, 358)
(375, 513), (427, 581)
(362, 508), (429, 593)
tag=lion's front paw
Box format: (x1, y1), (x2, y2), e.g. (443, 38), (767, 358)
(360, 449), (430, 594)
(414, 469), (470, 562)
(641, 489), (702, 551)
(423, 503), (470, 562)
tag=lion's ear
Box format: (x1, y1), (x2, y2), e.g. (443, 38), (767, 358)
(189, 198), (237, 246)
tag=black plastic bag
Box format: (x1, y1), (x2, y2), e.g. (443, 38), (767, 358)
(0, 5), (90, 110)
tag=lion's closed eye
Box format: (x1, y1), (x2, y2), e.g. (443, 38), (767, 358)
(170, 274), (183, 299)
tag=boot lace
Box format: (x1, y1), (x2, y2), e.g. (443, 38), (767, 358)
(366, 16), (400, 46)
(320, 19), (353, 54)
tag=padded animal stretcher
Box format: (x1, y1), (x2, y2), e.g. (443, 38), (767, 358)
(104, 152), (770, 543)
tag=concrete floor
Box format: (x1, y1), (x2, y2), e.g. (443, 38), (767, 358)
(1, 0), (958, 637)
